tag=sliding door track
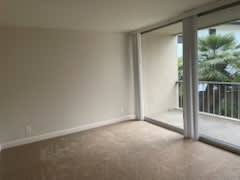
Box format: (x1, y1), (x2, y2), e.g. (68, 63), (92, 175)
(145, 117), (240, 155)
(144, 117), (184, 135)
(199, 135), (240, 155)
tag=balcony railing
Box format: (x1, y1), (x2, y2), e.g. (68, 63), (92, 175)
(177, 81), (240, 119)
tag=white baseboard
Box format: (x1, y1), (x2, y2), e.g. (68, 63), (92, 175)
(0, 115), (136, 151)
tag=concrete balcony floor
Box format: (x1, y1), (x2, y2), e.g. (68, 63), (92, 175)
(146, 109), (240, 147)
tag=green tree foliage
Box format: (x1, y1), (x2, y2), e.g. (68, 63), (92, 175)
(198, 34), (240, 82)
(178, 57), (183, 80)
(178, 34), (240, 82)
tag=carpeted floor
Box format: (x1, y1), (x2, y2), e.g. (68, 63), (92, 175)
(0, 120), (240, 180)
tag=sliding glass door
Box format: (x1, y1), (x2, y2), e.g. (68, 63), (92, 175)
(137, 2), (240, 152)
(141, 22), (184, 131)
(197, 5), (240, 148)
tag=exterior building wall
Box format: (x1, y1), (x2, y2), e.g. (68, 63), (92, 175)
(142, 33), (178, 116)
(199, 24), (240, 42)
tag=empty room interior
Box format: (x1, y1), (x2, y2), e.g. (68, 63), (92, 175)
(1, 0), (240, 179)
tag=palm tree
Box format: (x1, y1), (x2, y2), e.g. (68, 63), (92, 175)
(198, 34), (240, 116)
(198, 34), (240, 82)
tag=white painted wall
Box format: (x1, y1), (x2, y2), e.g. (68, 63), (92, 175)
(0, 26), (135, 145)
(141, 33), (178, 116)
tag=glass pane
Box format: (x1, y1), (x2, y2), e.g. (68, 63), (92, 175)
(198, 20), (240, 147)
(141, 22), (184, 129)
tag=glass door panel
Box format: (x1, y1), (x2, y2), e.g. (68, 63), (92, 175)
(197, 19), (240, 148)
(141, 22), (184, 130)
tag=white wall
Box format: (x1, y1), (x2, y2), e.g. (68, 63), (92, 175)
(141, 32), (178, 116)
(0, 26), (135, 145)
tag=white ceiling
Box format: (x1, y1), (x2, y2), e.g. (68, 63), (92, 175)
(0, 0), (217, 32)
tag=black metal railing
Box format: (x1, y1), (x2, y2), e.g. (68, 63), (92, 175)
(177, 81), (240, 119)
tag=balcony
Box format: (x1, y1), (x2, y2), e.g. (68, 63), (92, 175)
(146, 81), (240, 147)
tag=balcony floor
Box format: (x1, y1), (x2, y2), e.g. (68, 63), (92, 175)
(147, 109), (240, 147)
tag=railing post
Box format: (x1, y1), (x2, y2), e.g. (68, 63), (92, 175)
(208, 85), (210, 113)
(177, 82), (180, 109)
(218, 84), (221, 115)
(202, 91), (205, 112)
(238, 86), (240, 119)
(181, 82), (184, 108)
(213, 85), (215, 114)
(231, 86), (234, 118)
(225, 86), (227, 116)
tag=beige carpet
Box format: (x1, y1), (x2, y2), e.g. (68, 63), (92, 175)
(0, 120), (240, 180)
